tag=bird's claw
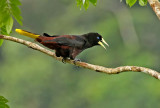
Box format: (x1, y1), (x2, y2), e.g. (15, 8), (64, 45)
(73, 58), (81, 65)
(62, 58), (81, 64)
(62, 58), (67, 64)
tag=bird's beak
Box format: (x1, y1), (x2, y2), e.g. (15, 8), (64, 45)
(98, 38), (109, 50)
(102, 38), (109, 47)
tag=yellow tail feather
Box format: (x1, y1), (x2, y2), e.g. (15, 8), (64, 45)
(15, 29), (40, 39)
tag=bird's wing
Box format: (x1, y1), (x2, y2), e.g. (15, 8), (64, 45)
(42, 35), (86, 48)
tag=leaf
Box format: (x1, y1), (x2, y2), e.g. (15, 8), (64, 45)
(77, 0), (97, 10)
(77, 0), (83, 10)
(0, 0), (22, 26)
(5, 17), (13, 34)
(0, 9), (10, 28)
(0, 0), (6, 11)
(84, 0), (90, 10)
(126, 0), (137, 7)
(0, 14), (11, 46)
(10, 0), (23, 25)
(0, 0), (22, 46)
(0, 17), (13, 35)
(0, 104), (9, 108)
(0, 96), (8, 103)
(139, 0), (147, 6)
(0, 39), (3, 46)
(1, 26), (8, 35)
(89, 0), (97, 6)
(0, 96), (9, 108)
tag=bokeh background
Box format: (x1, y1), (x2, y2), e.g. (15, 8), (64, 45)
(0, 0), (160, 108)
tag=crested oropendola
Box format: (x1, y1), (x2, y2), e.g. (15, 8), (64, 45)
(15, 29), (109, 62)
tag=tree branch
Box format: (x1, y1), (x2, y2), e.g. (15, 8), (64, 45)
(0, 35), (160, 80)
(148, 0), (160, 20)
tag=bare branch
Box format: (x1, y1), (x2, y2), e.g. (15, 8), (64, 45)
(0, 35), (160, 80)
(148, 0), (160, 20)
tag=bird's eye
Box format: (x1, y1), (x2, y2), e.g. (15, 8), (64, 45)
(97, 37), (100, 40)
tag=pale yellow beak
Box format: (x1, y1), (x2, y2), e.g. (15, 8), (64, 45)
(102, 38), (109, 47)
(98, 38), (109, 50)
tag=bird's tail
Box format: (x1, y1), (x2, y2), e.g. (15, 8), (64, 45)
(15, 29), (40, 39)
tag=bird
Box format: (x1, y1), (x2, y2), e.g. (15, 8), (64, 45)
(15, 29), (109, 62)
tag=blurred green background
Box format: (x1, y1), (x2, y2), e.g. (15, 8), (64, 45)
(0, 0), (160, 108)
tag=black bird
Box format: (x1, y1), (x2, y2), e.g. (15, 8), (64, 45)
(15, 29), (109, 61)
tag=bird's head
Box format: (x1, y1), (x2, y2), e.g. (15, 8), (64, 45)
(83, 32), (109, 49)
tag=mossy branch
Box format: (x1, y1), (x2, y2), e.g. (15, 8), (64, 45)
(0, 35), (160, 80)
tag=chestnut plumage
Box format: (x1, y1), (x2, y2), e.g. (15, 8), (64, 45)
(15, 29), (109, 60)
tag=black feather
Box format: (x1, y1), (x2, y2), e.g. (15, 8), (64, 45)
(43, 33), (51, 37)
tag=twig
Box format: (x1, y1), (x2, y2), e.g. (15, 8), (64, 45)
(0, 35), (160, 80)
(148, 0), (160, 20)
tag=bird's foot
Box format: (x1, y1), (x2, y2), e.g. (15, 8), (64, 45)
(73, 58), (81, 65)
(62, 58), (67, 64)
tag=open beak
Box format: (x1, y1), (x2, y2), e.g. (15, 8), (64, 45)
(102, 38), (109, 47)
(98, 38), (109, 50)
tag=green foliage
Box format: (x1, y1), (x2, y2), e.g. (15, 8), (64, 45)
(77, 0), (148, 9)
(0, 40), (3, 46)
(125, 0), (148, 7)
(0, 0), (22, 46)
(139, 0), (147, 6)
(89, 0), (97, 5)
(0, 96), (9, 108)
(77, 0), (97, 10)
(126, 0), (137, 7)
(0, 1), (160, 108)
